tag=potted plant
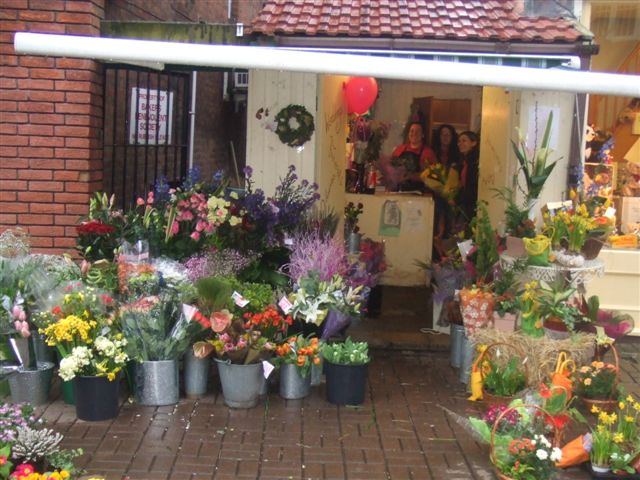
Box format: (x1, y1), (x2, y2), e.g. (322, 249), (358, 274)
(478, 345), (527, 407)
(274, 335), (321, 400)
(574, 360), (619, 412)
(536, 279), (583, 339)
(321, 337), (370, 406)
(493, 187), (536, 257)
(491, 261), (525, 332)
(40, 284), (127, 421)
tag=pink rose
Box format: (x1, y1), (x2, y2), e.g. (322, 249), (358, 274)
(190, 231), (200, 241)
(211, 309), (233, 333)
(170, 222), (179, 235)
(11, 305), (26, 322)
(136, 197), (145, 206)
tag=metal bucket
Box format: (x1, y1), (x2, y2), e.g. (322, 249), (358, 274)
(134, 360), (179, 406)
(184, 350), (209, 398)
(459, 333), (474, 385)
(215, 359), (263, 409)
(31, 332), (55, 364)
(8, 361), (54, 405)
(310, 354), (323, 386)
(450, 323), (465, 368)
(279, 363), (311, 400)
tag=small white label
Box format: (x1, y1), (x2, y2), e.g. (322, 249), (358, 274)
(604, 207), (616, 218)
(278, 295), (293, 314)
(232, 291), (249, 308)
(182, 304), (197, 322)
(262, 360), (275, 379)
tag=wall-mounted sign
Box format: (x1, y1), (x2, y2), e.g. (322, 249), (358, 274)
(128, 87), (173, 145)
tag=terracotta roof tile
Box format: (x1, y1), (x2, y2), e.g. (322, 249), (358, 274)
(249, 0), (585, 43)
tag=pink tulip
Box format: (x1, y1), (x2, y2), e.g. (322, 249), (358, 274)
(14, 320), (31, 338)
(11, 305), (26, 322)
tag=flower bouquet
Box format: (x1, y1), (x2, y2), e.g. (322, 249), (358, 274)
(75, 192), (123, 262)
(39, 284), (125, 382)
(420, 162), (460, 201)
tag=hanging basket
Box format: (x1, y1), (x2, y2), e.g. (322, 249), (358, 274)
(580, 343), (620, 413)
(490, 404), (560, 480)
(477, 342), (529, 407)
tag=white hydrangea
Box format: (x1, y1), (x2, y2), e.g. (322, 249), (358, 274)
(58, 356), (78, 382)
(550, 447), (562, 462)
(95, 336), (116, 356)
(536, 449), (549, 461)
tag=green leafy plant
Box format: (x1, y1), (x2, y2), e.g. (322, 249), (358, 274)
(470, 202), (499, 284)
(493, 187), (536, 238)
(321, 337), (370, 365)
(536, 280), (583, 331)
(46, 447), (85, 478)
(483, 357), (526, 397)
(228, 279), (274, 315)
(512, 111), (560, 202)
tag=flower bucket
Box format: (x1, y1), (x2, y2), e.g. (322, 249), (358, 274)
(347, 232), (362, 254)
(215, 359), (263, 408)
(74, 375), (120, 421)
(459, 289), (495, 336)
(184, 350), (210, 398)
(324, 361), (368, 406)
(449, 323), (465, 368)
(459, 333), (474, 385)
(279, 363), (311, 400)
(31, 331), (55, 364)
(61, 379), (75, 405)
(134, 360), (179, 406)
(310, 352), (323, 386)
(492, 312), (517, 332)
(8, 361), (54, 406)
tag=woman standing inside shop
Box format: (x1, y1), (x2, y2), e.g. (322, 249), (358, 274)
(456, 131), (480, 223)
(390, 121), (436, 192)
(431, 124), (460, 240)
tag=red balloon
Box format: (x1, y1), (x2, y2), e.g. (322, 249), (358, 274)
(344, 77), (378, 114)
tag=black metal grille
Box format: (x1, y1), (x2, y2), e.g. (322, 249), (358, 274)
(102, 66), (191, 209)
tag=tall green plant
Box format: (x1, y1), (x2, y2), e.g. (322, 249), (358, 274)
(512, 111), (560, 202)
(471, 202), (499, 284)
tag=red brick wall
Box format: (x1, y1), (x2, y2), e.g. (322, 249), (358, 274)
(0, 0), (105, 254)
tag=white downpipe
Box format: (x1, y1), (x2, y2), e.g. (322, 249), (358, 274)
(14, 32), (640, 97)
(188, 71), (197, 170)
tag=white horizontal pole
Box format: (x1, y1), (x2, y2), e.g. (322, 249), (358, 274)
(14, 32), (640, 97)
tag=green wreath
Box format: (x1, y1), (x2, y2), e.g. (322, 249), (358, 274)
(274, 104), (315, 148)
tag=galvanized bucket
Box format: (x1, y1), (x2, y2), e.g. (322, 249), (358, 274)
(8, 361), (54, 406)
(458, 333), (474, 385)
(279, 363), (311, 400)
(310, 353), (323, 386)
(31, 332), (55, 364)
(184, 350), (209, 398)
(215, 359), (263, 409)
(450, 323), (465, 368)
(134, 360), (179, 406)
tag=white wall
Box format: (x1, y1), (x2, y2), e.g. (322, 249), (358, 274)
(375, 79), (483, 155)
(246, 70), (317, 193)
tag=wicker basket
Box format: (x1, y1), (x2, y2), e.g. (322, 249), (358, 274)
(477, 342), (529, 407)
(579, 343), (620, 413)
(490, 404), (560, 480)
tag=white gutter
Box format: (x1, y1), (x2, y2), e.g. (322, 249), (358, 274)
(13, 32), (640, 96)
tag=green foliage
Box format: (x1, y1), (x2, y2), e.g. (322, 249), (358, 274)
(237, 247), (290, 289)
(46, 447), (85, 478)
(83, 260), (119, 294)
(228, 278), (274, 315)
(0, 444), (12, 478)
(321, 337), (370, 365)
(493, 187), (536, 238)
(484, 357), (526, 397)
(537, 280), (583, 331)
(195, 276), (233, 313)
(471, 202), (499, 284)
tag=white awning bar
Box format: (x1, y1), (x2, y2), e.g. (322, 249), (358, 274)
(13, 32), (640, 97)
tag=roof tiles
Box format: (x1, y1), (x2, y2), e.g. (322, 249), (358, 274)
(249, 0), (585, 43)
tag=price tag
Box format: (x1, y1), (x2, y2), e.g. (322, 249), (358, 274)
(182, 304), (197, 322)
(278, 295), (293, 314)
(262, 360), (275, 379)
(231, 291), (249, 308)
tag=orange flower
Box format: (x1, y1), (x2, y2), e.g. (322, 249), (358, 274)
(297, 355), (306, 367)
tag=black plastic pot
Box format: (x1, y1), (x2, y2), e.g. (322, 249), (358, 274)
(324, 361), (368, 405)
(74, 375), (120, 421)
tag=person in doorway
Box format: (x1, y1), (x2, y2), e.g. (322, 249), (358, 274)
(390, 121), (436, 192)
(430, 124), (460, 240)
(455, 131), (480, 224)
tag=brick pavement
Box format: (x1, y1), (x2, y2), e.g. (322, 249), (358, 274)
(34, 350), (639, 480)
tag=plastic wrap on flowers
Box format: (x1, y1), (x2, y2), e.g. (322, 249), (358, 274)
(432, 265), (466, 303)
(460, 288), (495, 336)
(321, 309), (352, 340)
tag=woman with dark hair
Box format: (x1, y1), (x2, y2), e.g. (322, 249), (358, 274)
(455, 130), (480, 222)
(431, 124), (460, 240)
(390, 121), (436, 192)
(432, 124), (459, 168)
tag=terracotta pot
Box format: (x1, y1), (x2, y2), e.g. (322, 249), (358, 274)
(492, 311), (517, 332)
(582, 236), (605, 260)
(581, 397), (618, 413)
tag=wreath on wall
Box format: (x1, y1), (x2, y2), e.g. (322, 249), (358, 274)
(274, 104), (315, 148)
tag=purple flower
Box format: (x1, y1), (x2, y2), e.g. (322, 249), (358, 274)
(243, 166), (253, 178)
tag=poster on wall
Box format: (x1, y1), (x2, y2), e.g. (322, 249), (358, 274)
(379, 200), (401, 237)
(128, 87), (174, 145)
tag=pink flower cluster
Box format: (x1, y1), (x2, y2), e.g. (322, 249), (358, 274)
(11, 305), (30, 338)
(219, 332), (248, 352)
(170, 192), (214, 242)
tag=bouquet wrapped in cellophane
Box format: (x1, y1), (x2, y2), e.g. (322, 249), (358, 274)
(420, 163), (460, 201)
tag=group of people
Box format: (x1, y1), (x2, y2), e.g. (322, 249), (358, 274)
(390, 121), (480, 254)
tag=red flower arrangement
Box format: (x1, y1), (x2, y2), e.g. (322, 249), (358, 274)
(76, 219), (116, 235)
(243, 305), (293, 342)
